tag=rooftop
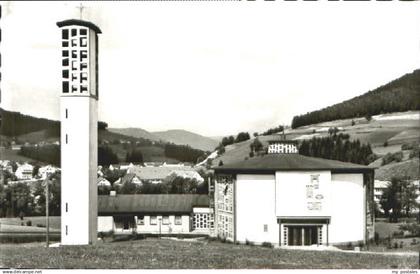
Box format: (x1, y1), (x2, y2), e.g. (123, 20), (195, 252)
(213, 153), (374, 174)
(98, 194), (209, 214)
(57, 19), (102, 34)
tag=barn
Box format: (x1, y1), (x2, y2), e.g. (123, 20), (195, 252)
(213, 141), (375, 247)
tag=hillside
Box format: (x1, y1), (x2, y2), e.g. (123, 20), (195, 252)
(291, 69), (420, 128)
(153, 129), (218, 152)
(208, 111), (419, 183)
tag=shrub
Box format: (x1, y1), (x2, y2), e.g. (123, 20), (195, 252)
(262, 242), (273, 248)
(26, 220), (32, 226)
(409, 147), (419, 159)
(393, 242), (399, 249)
(410, 238), (418, 245)
(346, 242), (353, 249)
(36, 224), (46, 228)
(383, 141), (388, 147)
(401, 143), (415, 150)
(374, 232), (380, 245)
(399, 241), (404, 248)
(399, 223), (420, 237)
(245, 239), (254, 246)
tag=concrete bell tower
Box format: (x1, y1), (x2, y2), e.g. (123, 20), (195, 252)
(57, 19), (101, 245)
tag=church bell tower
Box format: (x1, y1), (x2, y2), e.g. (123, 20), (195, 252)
(57, 19), (101, 245)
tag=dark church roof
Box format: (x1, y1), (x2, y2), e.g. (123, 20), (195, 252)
(98, 194), (209, 215)
(214, 153), (374, 174)
(57, 19), (102, 34)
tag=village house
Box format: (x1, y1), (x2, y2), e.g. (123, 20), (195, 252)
(97, 194), (214, 235)
(97, 177), (111, 187)
(114, 173), (142, 186)
(127, 165), (204, 184)
(213, 140), (375, 247)
(15, 163), (34, 180)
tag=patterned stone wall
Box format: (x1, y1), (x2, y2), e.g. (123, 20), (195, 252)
(215, 174), (235, 241)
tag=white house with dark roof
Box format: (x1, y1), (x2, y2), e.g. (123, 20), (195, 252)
(213, 140), (375, 247)
(97, 194), (214, 235)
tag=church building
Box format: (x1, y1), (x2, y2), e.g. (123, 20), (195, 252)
(213, 140), (375, 247)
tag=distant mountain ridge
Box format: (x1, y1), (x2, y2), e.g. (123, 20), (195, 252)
(110, 128), (218, 152)
(153, 129), (218, 152)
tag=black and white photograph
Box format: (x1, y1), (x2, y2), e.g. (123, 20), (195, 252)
(0, 0), (419, 271)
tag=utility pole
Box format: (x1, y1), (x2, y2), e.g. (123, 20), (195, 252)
(45, 173), (50, 247)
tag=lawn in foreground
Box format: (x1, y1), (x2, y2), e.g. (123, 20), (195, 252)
(0, 238), (418, 269)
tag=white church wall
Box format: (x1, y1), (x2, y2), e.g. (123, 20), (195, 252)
(329, 173), (365, 244)
(275, 171), (332, 217)
(61, 97), (94, 245)
(235, 174), (279, 245)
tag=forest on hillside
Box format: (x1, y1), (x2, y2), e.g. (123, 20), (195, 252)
(291, 70), (420, 129)
(0, 108), (60, 137)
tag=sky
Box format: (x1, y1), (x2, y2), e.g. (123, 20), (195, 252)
(2, 1), (420, 137)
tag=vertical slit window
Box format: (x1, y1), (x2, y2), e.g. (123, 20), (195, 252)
(65, 134), (68, 144)
(80, 85), (88, 93)
(62, 50), (69, 57)
(72, 61), (77, 70)
(62, 70), (69, 79)
(65, 108), (68, 119)
(80, 63), (88, 70)
(62, 29), (69, 40)
(71, 29), (77, 37)
(62, 41), (69, 48)
(71, 85), (77, 93)
(66, 203), (68, 212)
(62, 58), (69, 66)
(62, 81), (69, 93)
(65, 225), (68, 235)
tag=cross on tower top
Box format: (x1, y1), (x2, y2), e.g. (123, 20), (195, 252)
(77, 2), (85, 20)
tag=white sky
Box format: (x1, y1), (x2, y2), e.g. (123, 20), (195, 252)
(2, 1), (420, 137)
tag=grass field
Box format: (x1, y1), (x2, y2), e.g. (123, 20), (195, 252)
(0, 238), (418, 269)
(0, 217), (61, 230)
(0, 147), (38, 163)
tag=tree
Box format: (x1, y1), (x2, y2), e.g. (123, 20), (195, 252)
(126, 148), (144, 164)
(380, 177), (403, 222)
(250, 138), (263, 153)
(218, 160), (224, 166)
(98, 121), (108, 130)
(98, 146), (119, 166)
(235, 132), (250, 143)
(103, 168), (126, 187)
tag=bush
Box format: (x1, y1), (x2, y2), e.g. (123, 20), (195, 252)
(245, 239), (254, 246)
(393, 242), (399, 249)
(381, 151), (403, 166)
(383, 141), (388, 147)
(26, 220), (32, 226)
(36, 224), (46, 228)
(346, 242), (353, 249)
(409, 147), (419, 159)
(401, 143), (415, 150)
(410, 238), (418, 245)
(399, 223), (420, 237)
(261, 242), (273, 248)
(374, 232), (380, 245)
(399, 241), (404, 248)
